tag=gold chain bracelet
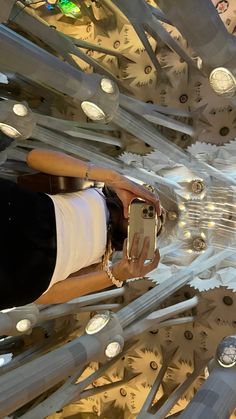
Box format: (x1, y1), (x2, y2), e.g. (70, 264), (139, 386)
(104, 265), (123, 288)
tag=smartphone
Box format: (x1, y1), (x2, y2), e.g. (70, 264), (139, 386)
(127, 200), (159, 261)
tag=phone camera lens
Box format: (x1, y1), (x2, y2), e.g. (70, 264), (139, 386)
(143, 208), (148, 214)
(149, 212), (154, 217)
(149, 206), (154, 211)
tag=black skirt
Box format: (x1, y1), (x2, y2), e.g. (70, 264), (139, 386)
(0, 178), (57, 309)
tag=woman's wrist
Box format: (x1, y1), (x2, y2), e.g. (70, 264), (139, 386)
(104, 169), (121, 186)
(111, 262), (129, 282)
(84, 164), (118, 184)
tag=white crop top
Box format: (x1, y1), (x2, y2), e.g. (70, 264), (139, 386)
(47, 188), (108, 289)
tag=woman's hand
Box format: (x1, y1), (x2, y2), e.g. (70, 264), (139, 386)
(106, 173), (161, 218)
(111, 234), (160, 281)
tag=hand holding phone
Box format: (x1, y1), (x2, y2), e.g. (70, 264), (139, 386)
(111, 235), (160, 281)
(127, 200), (161, 261)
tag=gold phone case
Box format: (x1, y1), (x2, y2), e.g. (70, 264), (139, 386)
(127, 200), (158, 261)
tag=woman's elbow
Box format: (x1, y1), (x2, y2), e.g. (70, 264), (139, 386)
(26, 149), (40, 169)
(27, 149), (48, 171)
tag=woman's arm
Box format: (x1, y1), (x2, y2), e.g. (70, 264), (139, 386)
(27, 149), (117, 184)
(34, 269), (116, 304)
(27, 148), (161, 217)
(35, 235), (160, 304)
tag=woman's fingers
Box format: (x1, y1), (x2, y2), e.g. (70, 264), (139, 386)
(144, 249), (160, 274)
(156, 202), (161, 217)
(113, 189), (135, 219)
(129, 233), (140, 258)
(139, 236), (150, 265)
(122, 238), (128, 259)
(131, 187), (161, 216)
(134, 185), (161, 215)
(122, 194), (133, 219)
(113, 241), (160, 281)
(111, 177), (161, 217)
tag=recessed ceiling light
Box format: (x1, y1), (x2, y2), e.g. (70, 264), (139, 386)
(16, 319), (32, 333)
(217, 343), (236, 368)
(105, 341), (122, 359)
(81, 101), (106, 121)
(85, 312), (110, 335)
(13, 104), (28, 117)
(100, 78), (115, 94)
(209, 67), (236, 98)
(0, 123), (21, 138)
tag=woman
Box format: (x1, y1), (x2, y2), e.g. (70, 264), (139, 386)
(0, 149), (161, 309)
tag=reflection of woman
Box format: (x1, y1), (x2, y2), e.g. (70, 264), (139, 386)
(0, 149), (160, 309)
